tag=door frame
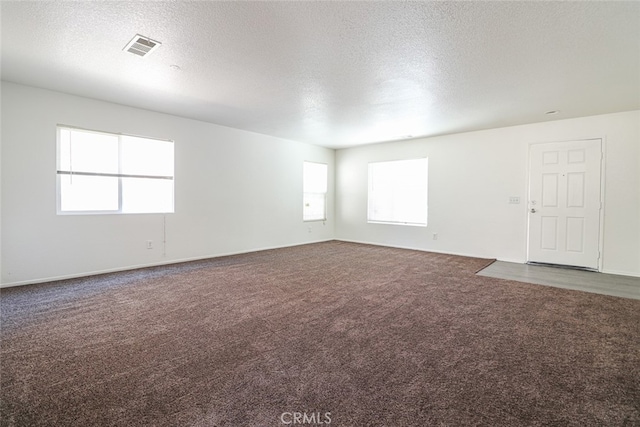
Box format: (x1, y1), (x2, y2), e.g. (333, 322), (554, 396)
(525, 137), (606, 272)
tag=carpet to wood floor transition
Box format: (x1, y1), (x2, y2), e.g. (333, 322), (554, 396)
(1, 241), (639, 426)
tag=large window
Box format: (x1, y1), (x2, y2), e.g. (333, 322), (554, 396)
(57, 126), (174, 214)
(303, 161), (328, 221)
(368, 158), (428, 226)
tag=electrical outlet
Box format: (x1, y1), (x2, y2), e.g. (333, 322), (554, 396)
(146, 240), (153, 249)
(433, 233), (438, 240)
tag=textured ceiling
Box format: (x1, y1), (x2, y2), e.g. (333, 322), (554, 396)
(2, 1), (639, 148)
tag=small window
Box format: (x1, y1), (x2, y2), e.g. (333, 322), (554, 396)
(57, 126), (174, 214)
(368, 158), (428, 226)
(303, 161), (328, 221)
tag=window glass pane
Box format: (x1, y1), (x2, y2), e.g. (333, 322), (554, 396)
(60, 174), (118, 211)
(368, 158), (428, 226)
(58, 126), (175, 214)
(121, 177), (174, 213)
(303, 162), (328, 193)
(59, 128), (72, 171)
(59, 129), (118, 174)
(303, 193), (326, 221)
(120, 136), (174, 177)
(303, 162), (327, 221)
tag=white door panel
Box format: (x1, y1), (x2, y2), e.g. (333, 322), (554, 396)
(528, 140), (602, 269)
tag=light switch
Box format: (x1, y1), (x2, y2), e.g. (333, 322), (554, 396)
(509, 196), (520, 204)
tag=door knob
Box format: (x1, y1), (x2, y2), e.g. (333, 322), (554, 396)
(530, 208), (537, 213)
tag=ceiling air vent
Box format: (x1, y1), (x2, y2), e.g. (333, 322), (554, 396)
(124, 34), (161, 57)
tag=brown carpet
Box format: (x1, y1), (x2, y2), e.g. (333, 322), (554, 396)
(1, 241), (639, 426)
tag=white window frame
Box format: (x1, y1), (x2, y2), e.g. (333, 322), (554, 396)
(56, 125), (174, 215)
(367, 158), (428, 227)
(303, 161), (328, 222)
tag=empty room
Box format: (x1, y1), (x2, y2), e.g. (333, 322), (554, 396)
(1, 2), (639, 426)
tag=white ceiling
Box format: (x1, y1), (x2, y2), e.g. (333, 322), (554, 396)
(2, 1), (639, 149)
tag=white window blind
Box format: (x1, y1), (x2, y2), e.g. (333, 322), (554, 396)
(303, 161), (328, 221)
(57, 126), (174, 214)
(368, 158), (428, 226)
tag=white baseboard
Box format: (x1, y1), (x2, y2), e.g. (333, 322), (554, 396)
(601, 269), (640, 278)
(0, 239), (334, 288)
(4, 239), (635, 288)
(335, 238), (496, 261)
(337, 240), (640, 278)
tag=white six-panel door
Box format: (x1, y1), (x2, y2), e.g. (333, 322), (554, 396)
(528, 140), (602, 270)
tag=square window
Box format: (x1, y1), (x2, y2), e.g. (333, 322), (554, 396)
(368, 158), (428, 226)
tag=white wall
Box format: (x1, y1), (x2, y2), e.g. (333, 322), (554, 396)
(0, 83), (2, 283)
(1, 82), (335, 286)
(336, 111), (640, 277)
(2, 81), (638, 285)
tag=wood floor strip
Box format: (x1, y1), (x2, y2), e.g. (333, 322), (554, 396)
(477, 261), (640, 300)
